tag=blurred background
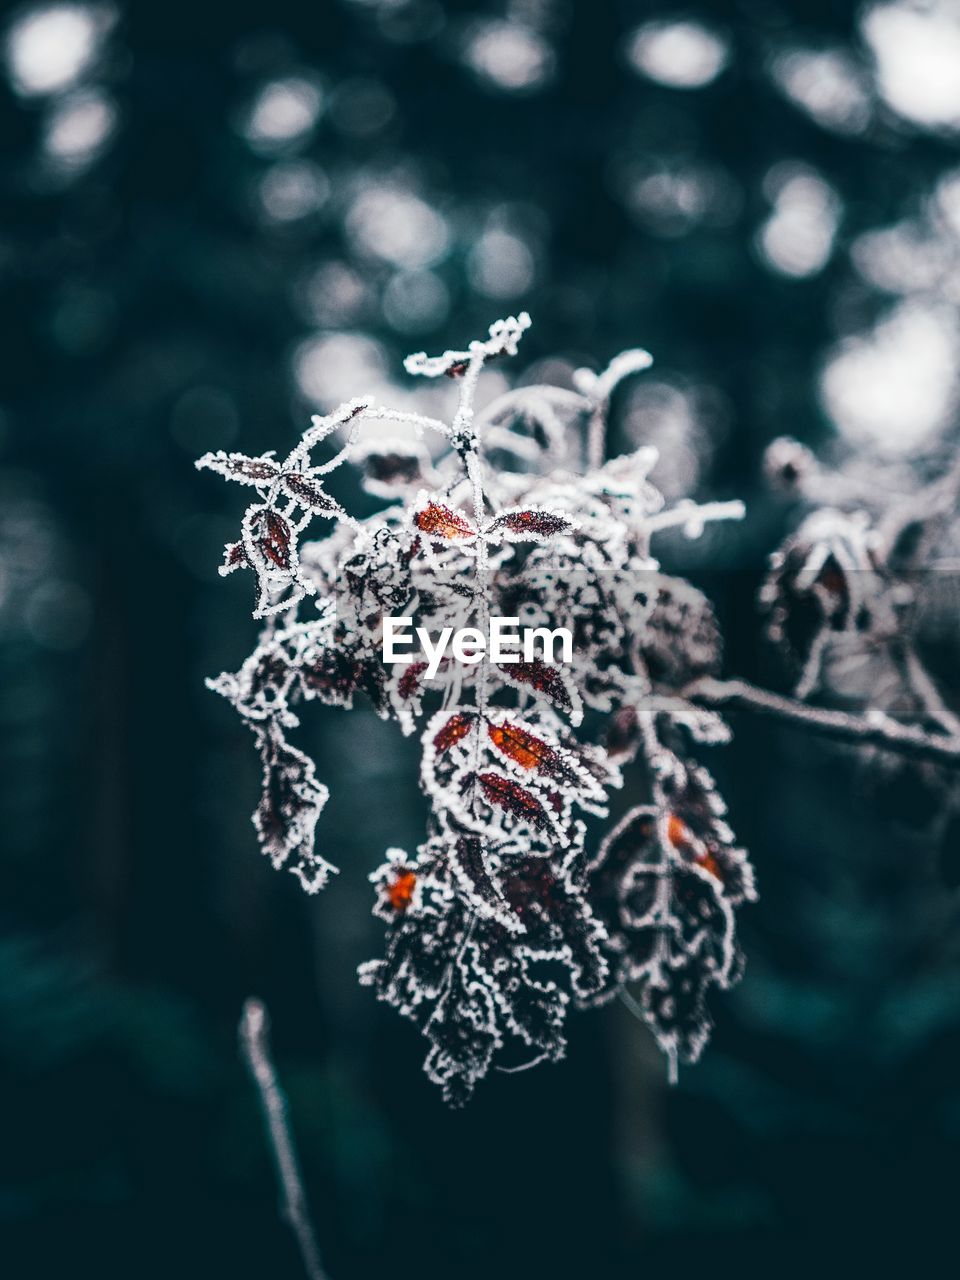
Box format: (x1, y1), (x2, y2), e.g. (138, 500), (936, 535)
(3, 0), (960, 1275)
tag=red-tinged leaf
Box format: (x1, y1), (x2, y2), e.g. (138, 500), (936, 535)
(501, 659), (573, 713)
(198, 451), (281, 485)
(221, 540), (248, 574)
(444, 359), (469, 378)
(415, 502), (475, 540)
(487, 722), (557, 772)
(486, 509), (573, 539)
(477, 771), (548, 829)
(434, 711), (476, 754)
(486, 718), (613, 816)
(256, 509), (292, 569)
(398, 661), (427, 700)
(386, 869), (417, 910)
(282, 471), (343, 515)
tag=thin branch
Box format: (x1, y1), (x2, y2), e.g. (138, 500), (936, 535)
(683, 676), (960, 767)
(645, 499), (746, 536)
(586, 401), (606, 473)
(239, 998), (329, 1280)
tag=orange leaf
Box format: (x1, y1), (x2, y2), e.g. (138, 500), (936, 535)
(387, 870), (417, 910)
(487, 722), (554, 771)
(415, 502), (475, 539)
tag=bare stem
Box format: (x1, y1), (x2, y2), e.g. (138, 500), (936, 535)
(683, 676), (960, 767)
(586, 401), (606, 472)
(239, 998), (329, 1280)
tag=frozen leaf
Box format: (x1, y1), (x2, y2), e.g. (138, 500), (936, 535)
(498, 659), (583, 725)
(759, 508), (877, 698)
(487, 720), (556, 770)
(243, 504), (293, 571)
(300, 639), (387, 717)
(414, 501), (475, 540)
(500, 854), (608, 1000)
(448, 835), (522, 933)
(586, 758), (755, 1078)
(484, 508), (575, 541)
(386, 661), (429, 735)
(433, 710), (477, 754)
(486, 716), (615, 816)
(281, 471), (344, 516)
(642, 576), (721, 688)
(361, 831), (605, 1104)
(478, 771), (551, 830)
(252, 720), (335, 893)
(220, 540), (249, 576)
(196, 451), (281, 486)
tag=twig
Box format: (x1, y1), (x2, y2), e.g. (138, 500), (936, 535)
(239, 998), (329, 1280)
(645, 499), (746, 536)
(683, 676), (960, 767)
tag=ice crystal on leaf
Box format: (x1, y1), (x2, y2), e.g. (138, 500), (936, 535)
(584, 728), (755, 1082)
(199, 313), (752, 1102)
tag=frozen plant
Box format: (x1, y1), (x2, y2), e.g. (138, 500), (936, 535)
(755, 436), (960, 851)
(198, 315), (960, 1105)
(197, 314), (754, 1101)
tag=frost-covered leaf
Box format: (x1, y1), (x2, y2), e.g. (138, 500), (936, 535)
(300, 638), (388, 717)
(486, 714), (617, 816)
(433, 710), (477, 754)
(252, 720), (335, 893)
(414, 501), (476, 540)
(281, 471), (344, 516)
(483, 508), (575, 541)
(759, 508), (879, 698)
(586, 759), (755, 1079)
(448, 834), (522, 933)
(361, 830), (606, 1104)
(497, 659), (583, 725)
(196, 451), (281, 486)
(220, 540), (249, 576)
(387, 660), (429, 734)
(243, 504), (294, 571)
(642, 575), (721, 688)
(478, 771), (552, 831)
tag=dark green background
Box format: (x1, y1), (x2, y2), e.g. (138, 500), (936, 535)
(2, 1), (959, 1275)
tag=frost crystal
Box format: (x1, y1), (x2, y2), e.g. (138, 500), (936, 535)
(198, 314), (750, 1102)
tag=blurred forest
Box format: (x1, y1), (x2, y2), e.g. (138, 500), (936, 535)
(3, 0), (960, 1276)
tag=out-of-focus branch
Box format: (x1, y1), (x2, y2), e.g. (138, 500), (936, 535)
(684, 676), (960, 767)
(239, 998), (329, 1280)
